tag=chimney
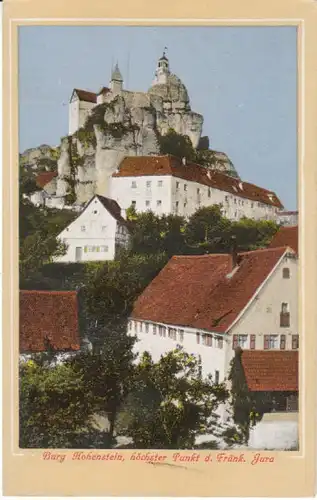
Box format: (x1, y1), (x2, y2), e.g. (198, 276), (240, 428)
(230, 235), (238, 269)
(182, 157), (186, 166)
(121, 208), (127, 220)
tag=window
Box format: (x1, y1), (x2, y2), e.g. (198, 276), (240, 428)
(251, 202), (254, 208)
(203, 334), (213, 347)
(178, 329), (184, 342)
(159, 325), (166, 337)
(216, 337), (223, 349)
(145, 323), (149, 334)
(102, 225), (107, 232)
(250, 334), (256, 350)
(184, 202), (187, 208)
(215, 370), (220, 385)
(196, 332), (200, 344)
(158, 180), (163, 187)
(280, 303), (290, 327)
(176, 182), (180, 190)
(280, 334), (286, 350)
(153, 324), (157, 335)
(131, 181), (137, 188)
(81, 225), (86, 232)
(84, 246), (88, 253)
(101, 245), (109, 252)
(283, 267), (290, 279)
(184, 184), (187, 191)
(197, 188), (200, 194)
(131, 200), (136, 207)
(234, 198), (237, 204)
(146, 180), (152, 188)
(145, 200), (150, 207)
(232, 335), (248, 349)
(168, 328), (177, 340)
(135, 322), (138, 333)
(139, 322), (143, 333)
(93, 210), (98, 214)
(292, 335), (299, 350)
(157, 200), (162, 207)
(175, 201), (179, 213)
(264, 334), (279, 350)
(208, 188), (211, 198)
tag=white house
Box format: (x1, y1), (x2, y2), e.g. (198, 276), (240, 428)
(276, 211), (298, 227)
(55, 195), (130, 263)
(29, 171), (58, 207)
(128, 245), (298, 383)
(110, 155), (283, 221)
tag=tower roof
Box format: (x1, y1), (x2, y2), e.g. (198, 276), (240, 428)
(111, 63), (123, 82)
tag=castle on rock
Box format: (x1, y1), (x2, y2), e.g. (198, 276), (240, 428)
(69, 52), (204, 148)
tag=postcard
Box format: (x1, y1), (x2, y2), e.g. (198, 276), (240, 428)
(2, 0), (317, 496)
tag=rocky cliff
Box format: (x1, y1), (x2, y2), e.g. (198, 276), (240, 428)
(20, 95), (239, 208)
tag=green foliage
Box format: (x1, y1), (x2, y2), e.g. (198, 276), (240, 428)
(19, 189), (77, 285)
(116, 347), (229, 449)
(227, 347), (252, 444)
(128, 204), (279, 257)
(129, 210), (186, 257)
(158, 128), (197, 161)
(19, 358), (94, 448)
(184, 205), (231, 251)
(83, 252), (169, 324)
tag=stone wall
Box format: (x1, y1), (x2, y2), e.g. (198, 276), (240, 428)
(248, 412), (299, 450)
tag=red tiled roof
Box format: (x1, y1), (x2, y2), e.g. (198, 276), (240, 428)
(95, 195), (129, 227)
(241, 350), (299, 392)
(35, 171), (57, 189)
(269, 226), (298, 255)
(97, 86), (110, 96)
(132, 247), (291, 332)
(277, 211), (298, 216)
(113, 156), (283, 208)
(73, 89), (97, 103)
(20, 290), (80, 353)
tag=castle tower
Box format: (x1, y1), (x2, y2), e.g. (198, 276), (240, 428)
(152, 50), (170, 85)
(110, 63), (123, 94)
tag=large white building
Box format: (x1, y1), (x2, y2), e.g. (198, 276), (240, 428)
(55, 195), (130, 263)
(110, 155), (283, 221)
(128, 246), (298, 383)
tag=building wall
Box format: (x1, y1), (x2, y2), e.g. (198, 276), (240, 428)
(226, 252), (298, 367)
(128, 319), (228, 382)
(111, 174), (279, 221)
(110, 175), (173, 216)
(69, 98), (80, 135)
(276, 212), (298, 226)
(248, 412), (298, 450)
(55, 197), (129, 262)
(69, 98), (95, 135)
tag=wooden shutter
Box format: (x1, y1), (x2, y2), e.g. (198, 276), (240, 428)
(292, 335), (299, 349)
(264, 335), (269, 350)
(280, 334), (286, 350)
(232, 335), (238, 349)
(250, 334), (256, 350)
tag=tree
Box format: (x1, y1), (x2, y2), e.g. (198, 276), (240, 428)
(19, 357), (95, 448)
(227, 347), (253, 444)
(158, 128), (196, 162)
(231, 217), (279, 251)
(184, 205), (231, 252)
(116, 348), (229, 449)
(129, 210), (186, 257)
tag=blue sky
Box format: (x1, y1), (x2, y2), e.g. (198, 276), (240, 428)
(18, 26), (297, 209)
